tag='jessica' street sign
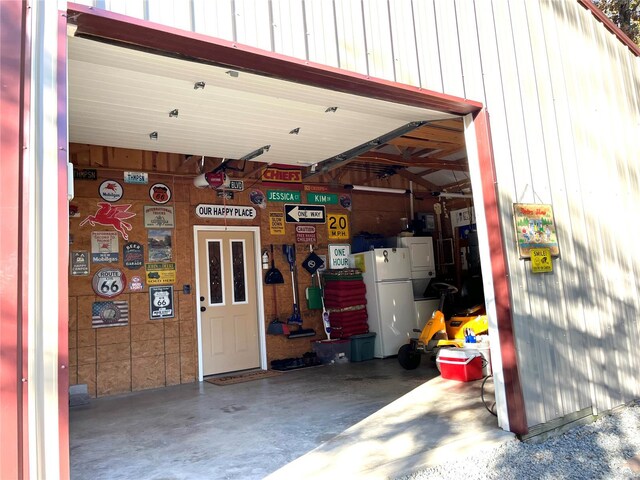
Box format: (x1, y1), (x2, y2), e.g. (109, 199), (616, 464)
(284, 204), (326, 224)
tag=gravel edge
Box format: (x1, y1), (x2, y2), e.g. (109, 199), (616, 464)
(398, 401), (640, 480)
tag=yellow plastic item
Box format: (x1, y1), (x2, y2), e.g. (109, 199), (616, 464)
(446, 314), (489, 339)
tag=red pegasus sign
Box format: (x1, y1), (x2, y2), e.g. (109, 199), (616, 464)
(80, 203), (136, 240)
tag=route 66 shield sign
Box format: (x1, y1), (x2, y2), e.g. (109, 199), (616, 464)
(92, 267), (127, 298)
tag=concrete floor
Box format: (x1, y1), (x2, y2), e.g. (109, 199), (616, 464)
(70, 359), (513, 479)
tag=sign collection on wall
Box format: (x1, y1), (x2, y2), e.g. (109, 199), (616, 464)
(75, 166), (357, 327)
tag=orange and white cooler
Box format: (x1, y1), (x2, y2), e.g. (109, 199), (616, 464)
(436, 348), (484, 382)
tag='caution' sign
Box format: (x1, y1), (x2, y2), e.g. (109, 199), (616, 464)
(531, 248), (552, 273)
(327, 213), (349, 240)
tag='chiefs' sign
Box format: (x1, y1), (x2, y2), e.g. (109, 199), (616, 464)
(262, 166), (302, 184)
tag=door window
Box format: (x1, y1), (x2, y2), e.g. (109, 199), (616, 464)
(207, 240), (224, 305)
(231, 240), (247, 304)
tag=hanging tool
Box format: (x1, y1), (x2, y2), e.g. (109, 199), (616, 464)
(283, 244), (316, 338)
(264, 244), (284, 285)
(283, 244), (302, 325)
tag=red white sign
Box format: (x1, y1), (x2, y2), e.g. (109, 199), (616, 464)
(295, 225), (317, 244)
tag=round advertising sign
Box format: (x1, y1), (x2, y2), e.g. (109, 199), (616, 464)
(149, 183), (172, 204)
(92, 267), (127, 298)
(98, 180), (124, 202)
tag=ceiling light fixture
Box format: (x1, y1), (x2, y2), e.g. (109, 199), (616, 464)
(345, 184), (410, 195)
(325, 107), (338, 113)
(431, 191), (473, 199)
(226, 70), (239, 78)
(194, 81), (206, 89)
(169, 109), (179, 118)
(149, 131), (158, 140)
(289, 127), (300, 135)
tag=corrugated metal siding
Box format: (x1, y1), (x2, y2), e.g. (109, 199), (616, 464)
(84, 0), (640, 429)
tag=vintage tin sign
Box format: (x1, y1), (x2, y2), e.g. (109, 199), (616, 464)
(513, 203), (560, 258)
(295, 225), (317, 243)
(269, 212), (285, 235)
(145, 263), (176, 285)
(92, 301), (129, 328)
(149, 286), (175, 319)
(148, 229), (172, 262)
(70, 251), (90, 276)
(129, 275), (144, 291)
(98, 180), (124, 202)
(80, 203), (136, 240)
(91, 231), (119, 263)
(149, 183), (172, 204)
(124, 171), (148, 184)
(144, 206), (175, 228)
(123, 242), (144, 270)
(92, 267), (127, 298)
(217, 190), (234, 200)
(74, 168), (97, 180)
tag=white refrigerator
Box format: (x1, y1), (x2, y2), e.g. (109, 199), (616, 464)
(350, 248), (417, 358)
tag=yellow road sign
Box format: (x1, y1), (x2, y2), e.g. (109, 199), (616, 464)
(327, 213), (349, 240)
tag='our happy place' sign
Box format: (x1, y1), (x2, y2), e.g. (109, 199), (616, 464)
(195, 204), (256, 220)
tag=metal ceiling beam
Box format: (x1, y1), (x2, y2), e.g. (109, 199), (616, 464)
(356, 152), (469, 171)
(303, 121), (427, 181)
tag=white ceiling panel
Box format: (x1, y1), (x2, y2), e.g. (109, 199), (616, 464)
(68, 35), (457, 166)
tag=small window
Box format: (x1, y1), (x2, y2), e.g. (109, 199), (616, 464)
(231, 240), (247, 303)
(207, 240), (223, 305)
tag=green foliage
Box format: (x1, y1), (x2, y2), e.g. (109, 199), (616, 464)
(592, 0), (640, 44)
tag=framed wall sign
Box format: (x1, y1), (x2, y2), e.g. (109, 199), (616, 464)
(149, 286), (174, 319)
(513, 203), (560, 259)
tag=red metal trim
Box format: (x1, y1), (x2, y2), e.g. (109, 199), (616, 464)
(65, 3), (481, 116)
(473, 110), (528, 435)
(0, 1), (30, 477)
(577, 0), (640, 57)
(57, 10), (70, 480)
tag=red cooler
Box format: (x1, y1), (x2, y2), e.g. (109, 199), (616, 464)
(436, 349), (484, 382)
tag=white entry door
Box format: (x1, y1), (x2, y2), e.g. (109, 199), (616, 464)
(196, 229), (260, 376)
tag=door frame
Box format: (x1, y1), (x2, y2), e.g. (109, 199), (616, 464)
(193, 225), (267, 381)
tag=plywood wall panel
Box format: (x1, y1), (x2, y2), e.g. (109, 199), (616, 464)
(165, 337), (180, 356)
(132, 356), (166, 391)
(131, 323), (164, 342)
(77, 329), (96, 348)
(96, 343), (130, 363)
(131, 338), (165, 358)
(165, 353), (182, 386)
(96, 326), (131, 346)
(97, 360), (132, 396)
(180, 351), (196, 383)
(77, 364), (97, 398)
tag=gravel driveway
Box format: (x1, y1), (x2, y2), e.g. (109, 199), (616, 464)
(400, 402), (640, 480)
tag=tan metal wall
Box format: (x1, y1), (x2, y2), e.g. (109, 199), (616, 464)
(79, 0), (640, 429)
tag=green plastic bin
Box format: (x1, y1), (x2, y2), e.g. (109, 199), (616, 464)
(350, 333), (376, 362)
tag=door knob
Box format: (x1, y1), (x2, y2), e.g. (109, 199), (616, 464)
(200, 306), (206, 312)
(200, 296), (205, 302)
